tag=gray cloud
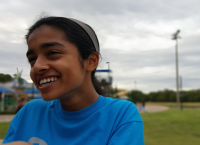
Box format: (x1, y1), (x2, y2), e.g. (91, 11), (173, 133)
(0, 0), (199, 92)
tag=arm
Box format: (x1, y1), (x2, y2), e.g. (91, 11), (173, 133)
(2, 141), (31, 145)
(107, 101), (145, 145)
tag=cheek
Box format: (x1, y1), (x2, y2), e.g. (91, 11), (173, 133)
(58, 58), (82, 73)
(30, 69), (35, 82)
(59, 63), (84, 82)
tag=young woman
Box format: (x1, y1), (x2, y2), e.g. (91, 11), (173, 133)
(3, 17), (144, 145)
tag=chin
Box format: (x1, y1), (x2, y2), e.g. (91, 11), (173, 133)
(40, 93), (58, 101)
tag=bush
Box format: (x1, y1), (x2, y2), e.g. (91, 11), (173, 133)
(0, 110), (16, 114)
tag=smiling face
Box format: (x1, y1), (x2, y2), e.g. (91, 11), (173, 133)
(27, 25), (88, 101)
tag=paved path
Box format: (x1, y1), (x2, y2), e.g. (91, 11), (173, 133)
(139, 105), (169, 113)
(0, 115), (15, 123)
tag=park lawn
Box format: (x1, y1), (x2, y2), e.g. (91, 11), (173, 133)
(141, 108), (200, 145)
(146, 102), (200, 108)
(0, 122), (10, 139)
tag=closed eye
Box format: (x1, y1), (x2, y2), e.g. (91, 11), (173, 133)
(28, 57), (37, 63)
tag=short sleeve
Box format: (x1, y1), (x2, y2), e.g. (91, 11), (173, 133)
(2, 124), (16, 144)
(107, 101), (144, 145)
(107, 121), (144, 145)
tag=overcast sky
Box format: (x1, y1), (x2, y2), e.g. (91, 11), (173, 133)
(0, 0), (200, 93)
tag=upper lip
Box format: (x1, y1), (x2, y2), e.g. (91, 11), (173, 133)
(36, 75), (59, 84)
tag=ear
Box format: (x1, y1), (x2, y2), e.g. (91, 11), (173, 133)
(85, 52), (99, 72)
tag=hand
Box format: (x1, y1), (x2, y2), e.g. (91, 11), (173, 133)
(2, 141), (31, 145)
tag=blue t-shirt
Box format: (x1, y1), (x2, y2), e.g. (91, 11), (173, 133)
(3, 95), (144, 145)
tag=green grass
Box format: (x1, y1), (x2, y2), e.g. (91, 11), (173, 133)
(141, 109), (200, 145)
(145, 102), (200, 108)
(0, 109), (200, 145)
(0, 122), (10, 139)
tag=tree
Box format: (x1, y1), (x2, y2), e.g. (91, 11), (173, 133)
(128, 90), (145, 103)
(0, 73), (13, 83)
(128, 89), (200, 102)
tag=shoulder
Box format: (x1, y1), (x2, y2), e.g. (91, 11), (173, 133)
(102, 96), (142, 122)
(24, 99), (54, 108)
(12, 99), (55, 124)
(104, 96), (134, 107)
(19, 99), (53, 112)
(103, 96), (137, 112)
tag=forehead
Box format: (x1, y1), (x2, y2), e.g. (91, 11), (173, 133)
(26, 25), (81, 58)
(28, 25), (65, 44)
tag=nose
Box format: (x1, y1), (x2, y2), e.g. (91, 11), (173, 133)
(32, 57), (50, 74)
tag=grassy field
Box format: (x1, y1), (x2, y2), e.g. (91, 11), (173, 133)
(0, 122), (10, 139)
(141, 108), (200, 145)
(145, 102), (200, 108)
(0, 108), (200, 145)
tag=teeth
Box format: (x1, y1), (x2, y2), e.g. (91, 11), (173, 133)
(39, 77), (58, 86)
(47, 78), (50, 82)
(41, 83), (49, 87)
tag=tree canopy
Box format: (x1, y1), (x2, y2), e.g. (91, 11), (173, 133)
(0, 73), (13, 83)
(128, 89), (200, 103)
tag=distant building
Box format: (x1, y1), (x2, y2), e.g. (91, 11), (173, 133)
(0, 79), (39, 111)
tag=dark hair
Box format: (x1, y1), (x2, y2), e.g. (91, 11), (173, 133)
(25, 16), (103, 95)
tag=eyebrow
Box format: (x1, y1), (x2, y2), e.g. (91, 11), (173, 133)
(26, 42), (64, 57)
(41, 42), (64, 48)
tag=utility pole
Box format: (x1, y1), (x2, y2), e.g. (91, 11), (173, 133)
(180, 76), (183, 110)
(172, 29), (181, 109)
(106, 62), (110, 97)
(134, 81), (137, 90)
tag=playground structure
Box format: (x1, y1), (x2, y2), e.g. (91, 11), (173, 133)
(0, 84), (40, 111)
(96, 69), (113, 97)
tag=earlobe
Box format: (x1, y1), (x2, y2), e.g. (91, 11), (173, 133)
(86, 52), (99, 72)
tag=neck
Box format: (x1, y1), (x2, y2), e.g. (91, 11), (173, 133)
(59, 80), (99, 111)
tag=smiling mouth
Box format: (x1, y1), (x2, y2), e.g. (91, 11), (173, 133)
(39, 77), (59, 87)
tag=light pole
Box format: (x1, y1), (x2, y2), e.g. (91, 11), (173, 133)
(179, 75), (183, 110)
(106, 62), (110, 97)
(106, 62), (110, 70)
(172, 29), (181, 109)
(134, 81), (137, 90)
